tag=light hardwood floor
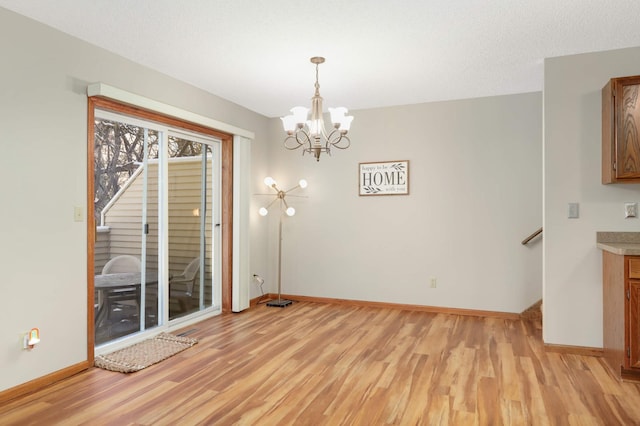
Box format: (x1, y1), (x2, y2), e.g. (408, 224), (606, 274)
(2, 301), (640, 425)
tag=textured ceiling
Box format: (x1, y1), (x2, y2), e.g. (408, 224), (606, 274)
(2, 0), (640, 117)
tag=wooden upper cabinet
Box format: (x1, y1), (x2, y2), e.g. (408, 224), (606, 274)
(602, 75), (640, 184)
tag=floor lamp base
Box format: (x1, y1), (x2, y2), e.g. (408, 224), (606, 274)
(266, 299), (293, 308)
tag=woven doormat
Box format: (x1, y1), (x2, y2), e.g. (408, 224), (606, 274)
(95, 332), (198, 373)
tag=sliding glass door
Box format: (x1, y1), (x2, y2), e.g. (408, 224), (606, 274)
(93, 110), (221, 347)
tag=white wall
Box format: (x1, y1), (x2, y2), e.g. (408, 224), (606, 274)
(0, 7), (270, 392)
(544, 47), (640, 348)
(263, 93), (543, 313)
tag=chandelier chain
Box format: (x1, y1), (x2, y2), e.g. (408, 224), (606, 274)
(314, 63), (320, 96)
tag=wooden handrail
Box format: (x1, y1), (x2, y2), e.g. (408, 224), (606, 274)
(521, 227), (543, 245)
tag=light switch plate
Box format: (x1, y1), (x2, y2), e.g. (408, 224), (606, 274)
(625, 202), (637, 218)
(568, 202), (579, 219)
(74, 206), (83, 222)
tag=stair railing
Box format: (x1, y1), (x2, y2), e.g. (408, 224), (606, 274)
(521, 227), (543, 245)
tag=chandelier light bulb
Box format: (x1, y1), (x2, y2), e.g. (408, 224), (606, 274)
(290, 106), (309, 125)
(299, 179), (308, 188)
(286, 207), (296, 216)
(307, 118), (323, 137)
(328, 107), (347, 126)
(264, 176), (276, 187)
(281, 115), (298, 133)
(258, 207), (268, 216)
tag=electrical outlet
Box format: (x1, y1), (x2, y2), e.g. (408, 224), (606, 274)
(625, 202), (637, 218)
(568, 202), (579, 219)
(430, 277), (437, 288)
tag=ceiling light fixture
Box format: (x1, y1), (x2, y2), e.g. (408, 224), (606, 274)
(281, 57), (354, 162)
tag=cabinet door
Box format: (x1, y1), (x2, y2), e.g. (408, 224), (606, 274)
(614, 77), (640, 180)
(629, 280), (640, 368)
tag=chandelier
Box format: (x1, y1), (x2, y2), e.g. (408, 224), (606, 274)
(281, 57), (354, 162)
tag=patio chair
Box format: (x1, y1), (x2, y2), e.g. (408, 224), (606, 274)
(101, 255), (142, 317)
(170, 257), (200, 312)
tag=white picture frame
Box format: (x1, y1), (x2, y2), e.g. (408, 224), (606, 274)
(359, 160), (409, 196)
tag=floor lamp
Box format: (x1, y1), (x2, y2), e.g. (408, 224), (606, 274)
(258, 177), (307, 307)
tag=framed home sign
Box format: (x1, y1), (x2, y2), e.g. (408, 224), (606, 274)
(359, 160), (409, 196)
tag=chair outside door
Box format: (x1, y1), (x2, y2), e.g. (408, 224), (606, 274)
(170, 257), (200, 315)
(101, 255), (142, 318)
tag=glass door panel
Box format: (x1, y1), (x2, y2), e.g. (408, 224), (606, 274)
(167, 134), (219, 321)
(93, 116), (159, 345)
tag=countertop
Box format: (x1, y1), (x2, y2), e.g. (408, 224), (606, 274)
(597, 232), (640, 256)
